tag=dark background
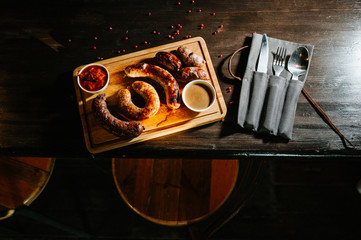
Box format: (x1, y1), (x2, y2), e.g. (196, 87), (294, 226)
(1, 0), (361, 239)
(1, 157), (361, 239)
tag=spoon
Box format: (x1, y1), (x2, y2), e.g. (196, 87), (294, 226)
(288, 46), (309, 81)
(286, 46), (354, 147)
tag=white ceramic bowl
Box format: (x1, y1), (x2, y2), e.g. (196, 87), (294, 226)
(77, 63), (109, 94)
(182, 80), (216, 112)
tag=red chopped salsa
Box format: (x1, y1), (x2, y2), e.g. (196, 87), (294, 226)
(79, 65), (108, 91)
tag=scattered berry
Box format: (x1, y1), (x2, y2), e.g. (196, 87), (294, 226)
(218, 54), (222, 58)
(109, 26), (113, 30)
(124, 36), (129, 40)
(92, 46), (97, 50)
(220, 24), (224, 28)
(197, 9), (202, 12)
(211, 12), (215, 16)
(229, 100), (234, 105)
(187, 9), (192, 13)
(144, 41), (148, 44)
(148, 12), (151, 16)
(94, 37), (98, 40)
(177, 1), (181, 5)
(134, 45), (138, 48)
(68, 39), (71, 43)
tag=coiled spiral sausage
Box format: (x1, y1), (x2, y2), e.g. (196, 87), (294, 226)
(118, 81), (160, 120)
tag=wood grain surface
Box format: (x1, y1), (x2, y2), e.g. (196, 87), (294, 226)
(0, 157), (55, 211)
(112, 158), (238, 225)
(0, 0), (360, 157)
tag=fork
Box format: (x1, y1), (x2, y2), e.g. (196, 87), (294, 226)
(273, 47), (286, 76)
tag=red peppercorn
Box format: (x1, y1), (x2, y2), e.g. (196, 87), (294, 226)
(211, 12), (215, 16)
(178, 24), (182, 28)
(200, 26), (203, 29)
(218, 54), (222, 58)
(191, 0), (195, 3)
(94, 37), (98, 40)
(148, 12), (151, 16)
(109, 26), (113, 30)
(144, 41), (148, 44)
(188, 35), (191, 38)
(187, 10), (191, 13)
(229, 100), (234, 105)
(216, 30), (220, 34)
(153, 30), (157, 34)
(197, 9), (202, 12)
(124, 36), (128, 40)
(122, 49), (126, 53)
(68, 39), (71, 43)
(220, 25), (224, 28)
(177, 1), (181, 5)
(92, 46), (96, 50)
(170, 25), (174, 29)
(134, 45), (138, 48)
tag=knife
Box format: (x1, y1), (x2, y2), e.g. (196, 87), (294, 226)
(245, 34), (270, 130)
(257, 34), (269, 73)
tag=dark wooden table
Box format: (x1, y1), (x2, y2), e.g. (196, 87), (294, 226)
(0, 0), (360, 158)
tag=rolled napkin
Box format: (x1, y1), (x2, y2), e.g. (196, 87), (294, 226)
(260, 74), (288, 135)
(237, 33), (314, 139)
(245, 71), (268, 131)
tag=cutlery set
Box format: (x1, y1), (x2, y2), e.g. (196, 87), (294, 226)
(236, 33), (354, 146)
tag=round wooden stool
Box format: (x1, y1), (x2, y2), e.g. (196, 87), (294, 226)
(112, 158), (239, 226)
(0, 157), (55, 220)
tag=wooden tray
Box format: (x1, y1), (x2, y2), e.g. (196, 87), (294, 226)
(73, 37), (227, 154)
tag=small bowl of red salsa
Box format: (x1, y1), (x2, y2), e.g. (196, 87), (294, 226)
(77, 63), (109, 93)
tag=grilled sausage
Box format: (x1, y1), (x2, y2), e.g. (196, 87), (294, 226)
(124, 63), (180, 110)
(93, 93), (144, 138)
(176, 46), (205, 67)
(174, 67), (209, 83)
(154, 52), (182, 71)
(118, 81), (160, 120)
